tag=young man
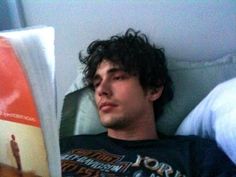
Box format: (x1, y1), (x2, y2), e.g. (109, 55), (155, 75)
(60, 29), (236, 177)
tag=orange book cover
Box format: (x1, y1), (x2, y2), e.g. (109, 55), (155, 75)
(0, 37), (50, 177)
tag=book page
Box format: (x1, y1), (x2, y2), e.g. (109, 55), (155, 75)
(0, 37), (50, 177)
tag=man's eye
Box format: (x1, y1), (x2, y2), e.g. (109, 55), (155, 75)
(93, 82), (100, 88)
(114, 75), (125, 80)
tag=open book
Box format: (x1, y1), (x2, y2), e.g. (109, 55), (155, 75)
(0, 27), (61, 177)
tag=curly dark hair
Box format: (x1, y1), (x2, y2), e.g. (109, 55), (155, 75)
(79, 28), (173, 120)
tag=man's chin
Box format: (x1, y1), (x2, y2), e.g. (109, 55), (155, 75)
(100, 117), (127, 130)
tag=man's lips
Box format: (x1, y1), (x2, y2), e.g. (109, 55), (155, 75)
(99, 102), (118, 111)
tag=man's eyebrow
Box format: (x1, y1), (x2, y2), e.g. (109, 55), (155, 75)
(107, 67), (124, 74)
(93, 67), (124, 81)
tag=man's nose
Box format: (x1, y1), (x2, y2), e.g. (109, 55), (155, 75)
(97, 79), (111, 97)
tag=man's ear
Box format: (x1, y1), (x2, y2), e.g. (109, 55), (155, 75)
(148, 86), (164, 101)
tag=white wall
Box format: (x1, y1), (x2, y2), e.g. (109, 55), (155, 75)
(21, 0), (236, 119)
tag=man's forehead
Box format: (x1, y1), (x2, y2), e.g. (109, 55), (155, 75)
(95, 60), (122, 74)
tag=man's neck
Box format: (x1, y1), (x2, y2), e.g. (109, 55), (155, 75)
(107, 121), (159, 141)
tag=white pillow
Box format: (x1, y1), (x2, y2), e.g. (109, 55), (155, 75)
(176, 78), (236, 164)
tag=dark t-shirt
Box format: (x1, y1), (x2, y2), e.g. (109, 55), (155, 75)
(60, 132), (236, 177)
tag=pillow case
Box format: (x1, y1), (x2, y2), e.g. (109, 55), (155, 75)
(60, 87), (106, 138)
(157, 53), (236, 135)
(176, 78), (236, 164)
(60, 53), (236, 137)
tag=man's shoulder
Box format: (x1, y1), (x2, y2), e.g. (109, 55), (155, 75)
(165, 134), (217, 147)
(60, 132), (107, 153)
(170, 134), (206, 140)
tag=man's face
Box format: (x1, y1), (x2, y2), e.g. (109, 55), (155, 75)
(93, 59), (156, 130)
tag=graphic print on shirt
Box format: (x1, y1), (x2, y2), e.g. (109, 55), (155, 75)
(61, 148), (187, 177)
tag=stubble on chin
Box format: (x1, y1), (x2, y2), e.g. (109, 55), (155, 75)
(100, 114), (129, 130)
